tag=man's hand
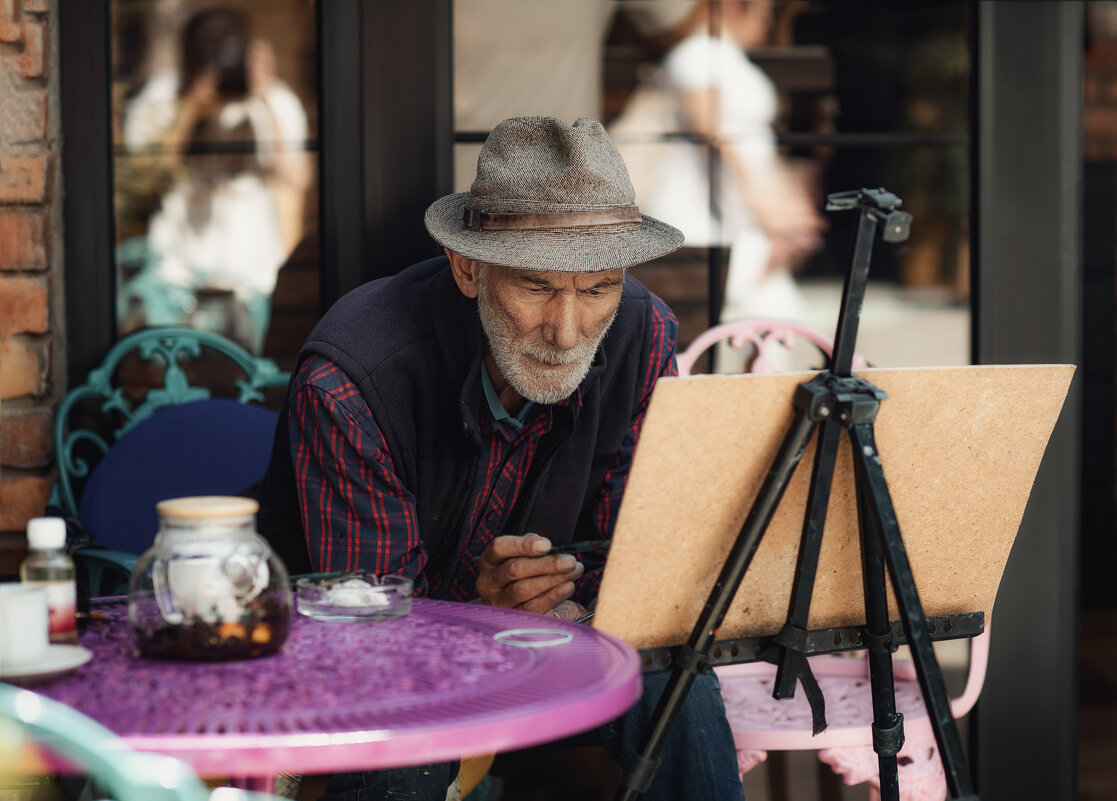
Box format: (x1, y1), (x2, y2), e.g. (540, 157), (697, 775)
(475, 533), (584, 615)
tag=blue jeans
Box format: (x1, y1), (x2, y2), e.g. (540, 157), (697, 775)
(318, 672), (743, 801)
(596, 671), (746, 801)
(319, 762), (460, 800)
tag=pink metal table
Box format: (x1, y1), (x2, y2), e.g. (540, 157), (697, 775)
(36, 598), (642, 790)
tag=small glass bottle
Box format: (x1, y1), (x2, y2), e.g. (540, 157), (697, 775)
(20, 516), (78, 645)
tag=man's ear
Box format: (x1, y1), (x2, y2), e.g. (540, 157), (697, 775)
(446, 248), (481, 298)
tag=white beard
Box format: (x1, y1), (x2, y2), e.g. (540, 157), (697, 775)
(476, 272), (617, 405)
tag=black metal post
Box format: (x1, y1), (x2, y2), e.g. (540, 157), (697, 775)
(831, 210), (878, 375)
(773, 190), (902, 704)
(825, 188), (911, 376)
(856, 476), (904, 801)
(772, 417), (842, 701)
(850, 423), (977, 799)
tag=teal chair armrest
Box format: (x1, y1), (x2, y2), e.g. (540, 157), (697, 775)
(73, 547), (139, 597)
(1, 685), (211, 801)
(1, 686), (287, 801)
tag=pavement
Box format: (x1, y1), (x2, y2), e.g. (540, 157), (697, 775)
(797, 278), (970, 369)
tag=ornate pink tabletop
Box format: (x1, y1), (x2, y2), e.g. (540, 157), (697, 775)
(36, 598), (642, 782)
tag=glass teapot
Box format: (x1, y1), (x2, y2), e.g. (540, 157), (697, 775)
(127, 496), (292, 660)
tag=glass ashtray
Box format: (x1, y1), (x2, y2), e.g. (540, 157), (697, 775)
(295, 572), (413, 622)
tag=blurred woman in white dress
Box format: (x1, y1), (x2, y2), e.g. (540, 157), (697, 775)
(612, 0), (825, 370)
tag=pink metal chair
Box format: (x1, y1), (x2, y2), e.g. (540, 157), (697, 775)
(716, 633), (989, 801)
(677, 318), (985, 800)
(676, 317), (869, 376)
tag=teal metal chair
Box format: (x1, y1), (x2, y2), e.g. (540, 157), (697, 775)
(52, 327), (290, 596)
(0, 683), (285, 801)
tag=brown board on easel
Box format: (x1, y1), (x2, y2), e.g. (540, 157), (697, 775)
(593, 364), (1075, 650)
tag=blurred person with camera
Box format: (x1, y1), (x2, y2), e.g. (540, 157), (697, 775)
(119, 7), (310, 353)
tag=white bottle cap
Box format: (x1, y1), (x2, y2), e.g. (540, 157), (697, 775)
(27, 516), (66, 550)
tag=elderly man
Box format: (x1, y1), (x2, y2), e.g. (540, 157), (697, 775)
(258, 117), (744, 801)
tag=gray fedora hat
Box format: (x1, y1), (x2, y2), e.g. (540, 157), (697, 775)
(425, 116), (683, 272)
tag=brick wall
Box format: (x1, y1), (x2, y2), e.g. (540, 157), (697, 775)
(0, 0), (59, 575)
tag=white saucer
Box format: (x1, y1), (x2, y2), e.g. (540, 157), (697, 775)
(0, 644), (92, 685)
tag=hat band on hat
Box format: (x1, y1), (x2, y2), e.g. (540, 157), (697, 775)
(463, 206), (641, 232)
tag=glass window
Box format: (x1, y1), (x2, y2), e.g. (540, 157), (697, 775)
(452, 0), (971, 370)
(110, 0), (319, 365)
(452, 0), (616, 190)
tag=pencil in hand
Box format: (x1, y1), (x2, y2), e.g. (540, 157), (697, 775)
(471, 538), (612, 562)
(546, 539), (612, 556)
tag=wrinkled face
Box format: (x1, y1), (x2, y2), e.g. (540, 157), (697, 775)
(476, 264), (625, 405)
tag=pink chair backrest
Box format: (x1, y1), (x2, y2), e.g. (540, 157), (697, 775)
(676, 318), (869, 376)
(949, 627), (990, 719)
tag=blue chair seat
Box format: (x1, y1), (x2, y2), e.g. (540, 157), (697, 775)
(77, 399), (278, 556)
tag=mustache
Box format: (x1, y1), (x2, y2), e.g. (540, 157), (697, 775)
(519, 340), (596, 366)
(517, 307), (619, 368)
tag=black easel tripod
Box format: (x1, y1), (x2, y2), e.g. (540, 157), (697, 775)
(616, 189), (979, 801)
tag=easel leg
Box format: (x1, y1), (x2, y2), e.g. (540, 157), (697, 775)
(614, 407), (821, 800)
(774, 417), (844, 703)
(857, 478), (904, 801)
(850, 423), (977, 800)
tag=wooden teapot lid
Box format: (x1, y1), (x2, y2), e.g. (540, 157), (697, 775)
(155, 495), (259, 520)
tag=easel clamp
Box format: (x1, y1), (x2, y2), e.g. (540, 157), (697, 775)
(673, 644), (713, 676)
(874, 713), (906, 758)
(826, 188), (913, 243)
(795, 374), (887, 427)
